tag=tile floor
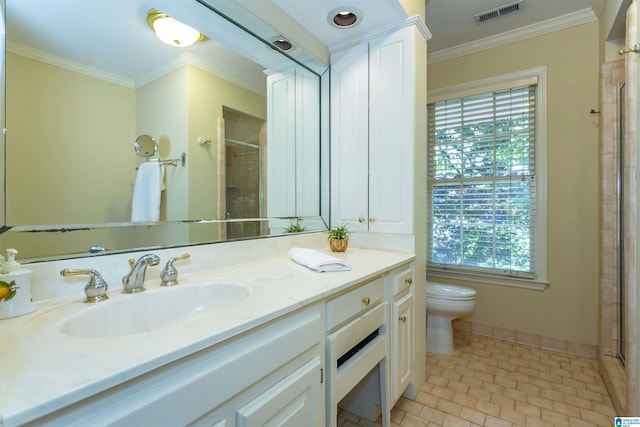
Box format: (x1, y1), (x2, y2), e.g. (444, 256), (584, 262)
(337, 331), (617, 426)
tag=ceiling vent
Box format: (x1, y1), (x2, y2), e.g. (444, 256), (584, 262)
(474, 0), (524, 24)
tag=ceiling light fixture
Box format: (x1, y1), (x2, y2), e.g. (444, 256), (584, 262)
(146, 9), (206, 48)
(271, 37), (294, 52)
(328, 7), (362, 29)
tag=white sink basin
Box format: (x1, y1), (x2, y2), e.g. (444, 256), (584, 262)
(59, 281), (252, 338)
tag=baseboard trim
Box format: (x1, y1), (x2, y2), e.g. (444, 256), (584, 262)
(453, 320), (598, 359)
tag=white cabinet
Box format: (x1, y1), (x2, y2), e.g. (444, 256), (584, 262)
(331, 26), (418, 234)
(391, 292), (413, 402)
(325, 277), (390, 427)
(388, 265), (415, 403)
(21, 261), (415, 427)
(237, 357), (323, 427)
(266, 65), (320, 228)
(28, 307), (324, 427)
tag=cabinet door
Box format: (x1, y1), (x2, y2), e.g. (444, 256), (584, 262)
(330, 44), (370, 232)
(296, 67), (321, 217)
(368, 27), (415, 234)
(267, 66), (321, 230)
(236, 357), (323, 427)
(391, 292), (413, 402)
(267, 67), (297, 218)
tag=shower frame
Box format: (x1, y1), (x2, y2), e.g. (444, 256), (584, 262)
(617, 81), (626, 367)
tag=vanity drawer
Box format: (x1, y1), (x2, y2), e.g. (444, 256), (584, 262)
(326, 277), (385, 331)
(391, 266), (414, 296)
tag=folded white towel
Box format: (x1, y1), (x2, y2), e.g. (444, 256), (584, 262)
(288, 247), (352, 272)
(131, 162), (164, 222)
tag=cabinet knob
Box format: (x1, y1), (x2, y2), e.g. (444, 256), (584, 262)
(358, 217), (365, 223)
(404, 277), (413, 285)
(399, 315), (407, 323)
(361, 297), (370, 306)
(369, 217), (376, 223)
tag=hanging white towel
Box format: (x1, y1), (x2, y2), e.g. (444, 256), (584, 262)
(131, 162), (164, 222)
(288, 247), (352, 272)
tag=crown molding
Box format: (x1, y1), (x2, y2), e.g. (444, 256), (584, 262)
(7, 41), (266, 96)
(428, 7), (597, 64)
(7, 41), (135, 88)
(135, 53), (266, 96)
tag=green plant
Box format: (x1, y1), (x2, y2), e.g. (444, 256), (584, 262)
(284, 219), (306, 234)
(327, 224), (350, 240)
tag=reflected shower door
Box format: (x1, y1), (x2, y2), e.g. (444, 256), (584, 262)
(225, 140), (263, 239)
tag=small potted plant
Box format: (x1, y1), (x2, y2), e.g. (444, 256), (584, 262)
(327, 224), (350, 252)
(284, 218), (307, 234)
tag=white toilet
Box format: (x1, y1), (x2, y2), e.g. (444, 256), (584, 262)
(425, 282), (477, 354)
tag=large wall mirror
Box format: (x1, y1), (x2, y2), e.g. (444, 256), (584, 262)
(1, 0), (329, 261)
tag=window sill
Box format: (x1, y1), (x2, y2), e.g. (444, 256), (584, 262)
(426, 268), (549, 291)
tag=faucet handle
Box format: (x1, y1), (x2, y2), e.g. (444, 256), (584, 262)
(60, 268), (109, 303)
(160, 253), (191, 286)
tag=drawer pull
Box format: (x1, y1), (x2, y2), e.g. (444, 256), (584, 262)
(404, 277), (413, 285)
(399, 315), (407, 322)
(361, 297), (370, 306)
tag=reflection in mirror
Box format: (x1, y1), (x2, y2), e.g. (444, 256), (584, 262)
(134, 135), (158, 158)
(1, 0), (328, 261)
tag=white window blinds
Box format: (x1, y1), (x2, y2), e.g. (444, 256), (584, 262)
(427, 84), (537, 278)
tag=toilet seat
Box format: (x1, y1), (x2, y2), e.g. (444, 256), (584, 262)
(426, 282), (476, 301)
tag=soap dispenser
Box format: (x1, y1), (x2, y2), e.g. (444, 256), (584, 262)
(0, 248), (36, 319)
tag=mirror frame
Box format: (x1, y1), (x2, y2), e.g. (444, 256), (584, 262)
(0, 0), (330, 262)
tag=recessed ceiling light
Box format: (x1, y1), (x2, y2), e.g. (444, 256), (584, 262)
(146, 9), (206, 48)
(328, 7), (362, 29)
(271, 37), (294, 52)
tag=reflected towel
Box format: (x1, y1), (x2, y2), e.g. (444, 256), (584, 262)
(288, 247), (352, 272)
(131, 162), (164, 222)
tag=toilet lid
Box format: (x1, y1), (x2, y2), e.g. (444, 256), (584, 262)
(426, 282), (476, 300)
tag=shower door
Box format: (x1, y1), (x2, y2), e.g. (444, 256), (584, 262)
(225, 139), (263, 239)
(617, 82), (626, 367)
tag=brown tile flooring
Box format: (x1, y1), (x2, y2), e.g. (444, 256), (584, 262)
(338, 331), (617, 426)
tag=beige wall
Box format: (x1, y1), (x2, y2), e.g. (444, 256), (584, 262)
(428, 22), (601, 345)
(4, 52), (267, 259)
(398, 0), (425, 21)
(137, 67), (190, 224)
(186, 66), (267, 245)
(187, 66), (266, 221)
(6, 52), (136, 226)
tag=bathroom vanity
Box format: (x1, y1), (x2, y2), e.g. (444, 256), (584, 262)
(0, 246), (415, 427)
(0, 0), (428, 425)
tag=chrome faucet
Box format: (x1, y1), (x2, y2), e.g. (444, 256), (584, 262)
(160, 253), (190, 286)
(122, 254), (160, 293)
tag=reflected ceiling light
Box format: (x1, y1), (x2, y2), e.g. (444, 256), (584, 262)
(146, 9), (206, 47)
(328, 7), (362, 28)
(271, 37), (294, 52)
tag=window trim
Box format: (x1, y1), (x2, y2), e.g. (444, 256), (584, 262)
(427, 67), (548, 291)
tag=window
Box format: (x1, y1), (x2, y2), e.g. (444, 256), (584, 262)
(427, 68), (547, 289)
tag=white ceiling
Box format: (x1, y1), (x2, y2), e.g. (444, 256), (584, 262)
(6, 0), (292, 89)
(273, 0), (618, 62)
(5, 0), (625, 85)
(272, 0), (409, 48)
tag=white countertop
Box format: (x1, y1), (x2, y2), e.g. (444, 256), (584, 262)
(0, 247), (414, 427)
